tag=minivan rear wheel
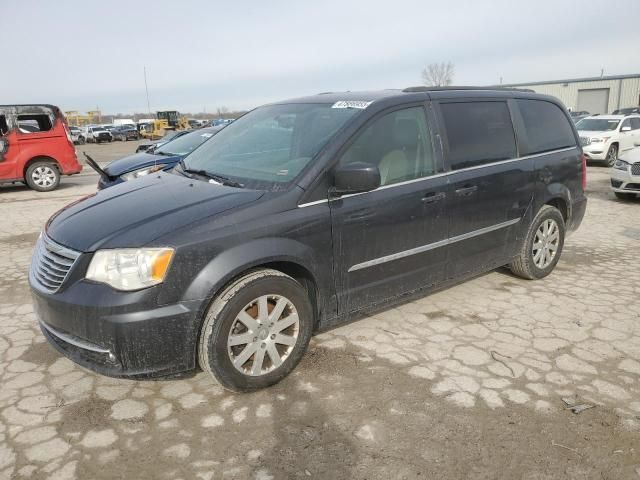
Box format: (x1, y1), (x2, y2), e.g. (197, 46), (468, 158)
(25, 161), (60, 192)
(198, 269), (313, 392)
(509, 205), (565, 280)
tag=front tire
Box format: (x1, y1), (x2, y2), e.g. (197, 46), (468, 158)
(509, 205), (565, 280)
(198, 269), (313, 392)
(605, 144), (618, 167)
(25, 161), (60, 192)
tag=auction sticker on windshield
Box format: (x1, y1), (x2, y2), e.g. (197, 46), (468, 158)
(332, 101), (372, 109)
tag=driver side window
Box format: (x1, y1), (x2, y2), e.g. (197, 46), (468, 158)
(339, 107), (435, 186)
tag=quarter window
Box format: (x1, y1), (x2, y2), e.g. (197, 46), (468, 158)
(339, 107), (435, 186)
(440, 101), (517, 170)
(516, 99), (576, 155)
(17, 114), (53, 133)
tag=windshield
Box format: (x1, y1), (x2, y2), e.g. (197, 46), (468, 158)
(576, 119), (620, 131)
(157, 128), (219, 156)
(184, 103), (360, 189)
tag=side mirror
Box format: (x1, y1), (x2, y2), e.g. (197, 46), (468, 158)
(621, 126), (632, 132)
(332, 162), (381, 196)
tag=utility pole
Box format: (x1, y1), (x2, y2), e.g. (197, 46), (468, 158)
(144, 66), (151, 115)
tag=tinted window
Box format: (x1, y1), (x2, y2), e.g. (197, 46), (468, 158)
(156, 128), (220, 156)
(339, 106), (436, 186)
(630, 118), (640, 130)
(621, 119), (631, 130)
(441, 101), (516, 170)
(17, 114), (52, 133)
(517, 100), (576, 154)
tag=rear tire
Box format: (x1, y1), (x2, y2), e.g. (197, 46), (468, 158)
(25, 161), (60, 192)
(509, 205), (565, 280)
(198, 269), (313, 392)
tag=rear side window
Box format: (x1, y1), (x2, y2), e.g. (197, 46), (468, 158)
(17, 114), (53, 133)
(440, 101), (517, 170)
(631, 118), (640, 130)
(516, 100), (576, 155)
(0, 115), (8, 135)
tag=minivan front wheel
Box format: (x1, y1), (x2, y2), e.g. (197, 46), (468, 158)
(25, 161), (60, 192)
(198, 269), (313, 392)
(509, 205), (565, 280)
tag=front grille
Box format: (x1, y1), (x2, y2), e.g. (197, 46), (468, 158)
(631, 163), (640, 176)
(580, 136), (591, 146)
(31, 234), (80, 293)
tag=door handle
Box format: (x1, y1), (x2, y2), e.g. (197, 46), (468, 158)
(422, 191), (446, 203)
(455, 185), (478, 196)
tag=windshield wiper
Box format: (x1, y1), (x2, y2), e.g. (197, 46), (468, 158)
(178, 160), (244, 188)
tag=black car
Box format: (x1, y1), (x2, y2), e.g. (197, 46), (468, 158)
(92, 127), (222, 189)
(135, 130), (189, 153)
(30, 87), (587, 392)
(112, 125), (140, 141)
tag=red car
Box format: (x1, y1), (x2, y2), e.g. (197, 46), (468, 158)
(0, 104), (82, 192)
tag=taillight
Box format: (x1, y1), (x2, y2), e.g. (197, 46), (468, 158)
(581, 153), (587, 190)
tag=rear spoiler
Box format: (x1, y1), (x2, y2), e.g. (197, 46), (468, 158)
(83, 152), (111, 181)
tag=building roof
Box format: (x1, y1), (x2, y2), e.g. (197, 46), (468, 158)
(500, 73), (640, 87)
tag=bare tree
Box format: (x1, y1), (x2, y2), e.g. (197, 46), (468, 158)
(421, 62), (454, 87)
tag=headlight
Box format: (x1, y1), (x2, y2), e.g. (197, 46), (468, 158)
(590, 137), (610, 143)
(120, 164), (166, 181)
(613, 159), (630, 171)
(86, 248), (174, 291)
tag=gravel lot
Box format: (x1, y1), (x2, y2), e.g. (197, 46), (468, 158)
(1, 143), (639, 479)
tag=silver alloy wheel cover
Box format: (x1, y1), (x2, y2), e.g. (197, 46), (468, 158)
(532, 218), (559, 269)
(607, 145), (617, 164)
(227, 294), (300, 376)
(32, 166), (56, 187)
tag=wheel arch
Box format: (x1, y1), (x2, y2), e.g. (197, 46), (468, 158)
(538, 183), (572, 224)
(184, 238), (330, 334)
(23, 156), (61, 179)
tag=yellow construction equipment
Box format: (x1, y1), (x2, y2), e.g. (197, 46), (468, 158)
(140, 111), (190, 139)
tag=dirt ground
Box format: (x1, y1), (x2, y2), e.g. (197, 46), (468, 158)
(1, 143), (639, 479)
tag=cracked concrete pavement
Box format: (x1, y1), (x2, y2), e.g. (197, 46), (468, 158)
(1, 144), (639, 479)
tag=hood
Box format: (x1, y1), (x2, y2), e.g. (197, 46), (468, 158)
(620, 147), (640, 164)
(577, 130), (612, 138)
(46, 171), (264, 252)
(103, 152), (182, 178)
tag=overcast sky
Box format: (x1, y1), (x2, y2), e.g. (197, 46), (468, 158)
(2, 0), (639, 114)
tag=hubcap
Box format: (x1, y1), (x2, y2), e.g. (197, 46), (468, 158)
(532, 219), (559, 269)
(32, 166), (56, 187)
(227, 294), (299, 376)
(607, 146), (617, 165)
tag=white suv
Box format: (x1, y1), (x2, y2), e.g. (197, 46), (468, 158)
(577, 115), (640, 166)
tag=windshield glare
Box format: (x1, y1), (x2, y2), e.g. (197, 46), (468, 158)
(157, 129), (218, 156)
(184, 103), (360, 189)
(576, 119), (620, 131)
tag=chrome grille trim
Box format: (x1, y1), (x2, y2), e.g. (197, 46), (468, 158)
(31, 234), (81, 293)
(631, 163), (640, 176)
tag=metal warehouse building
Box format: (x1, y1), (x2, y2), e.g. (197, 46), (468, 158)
(501, 73), (640, 115)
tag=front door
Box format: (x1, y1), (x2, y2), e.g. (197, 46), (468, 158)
(436, 99), (532, 278)
(330, 105), (449, 314)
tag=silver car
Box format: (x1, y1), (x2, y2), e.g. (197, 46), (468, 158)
(611, 147), (640, 200)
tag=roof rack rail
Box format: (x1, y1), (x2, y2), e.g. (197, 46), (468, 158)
(402, 86), (535, 93)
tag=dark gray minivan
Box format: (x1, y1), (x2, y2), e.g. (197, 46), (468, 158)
(30, 87), (587, 391)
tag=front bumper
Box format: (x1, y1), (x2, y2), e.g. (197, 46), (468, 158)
(582, 143), (609, 161)
(30, 274), (204, 378)
(610, 166), (640, 194)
